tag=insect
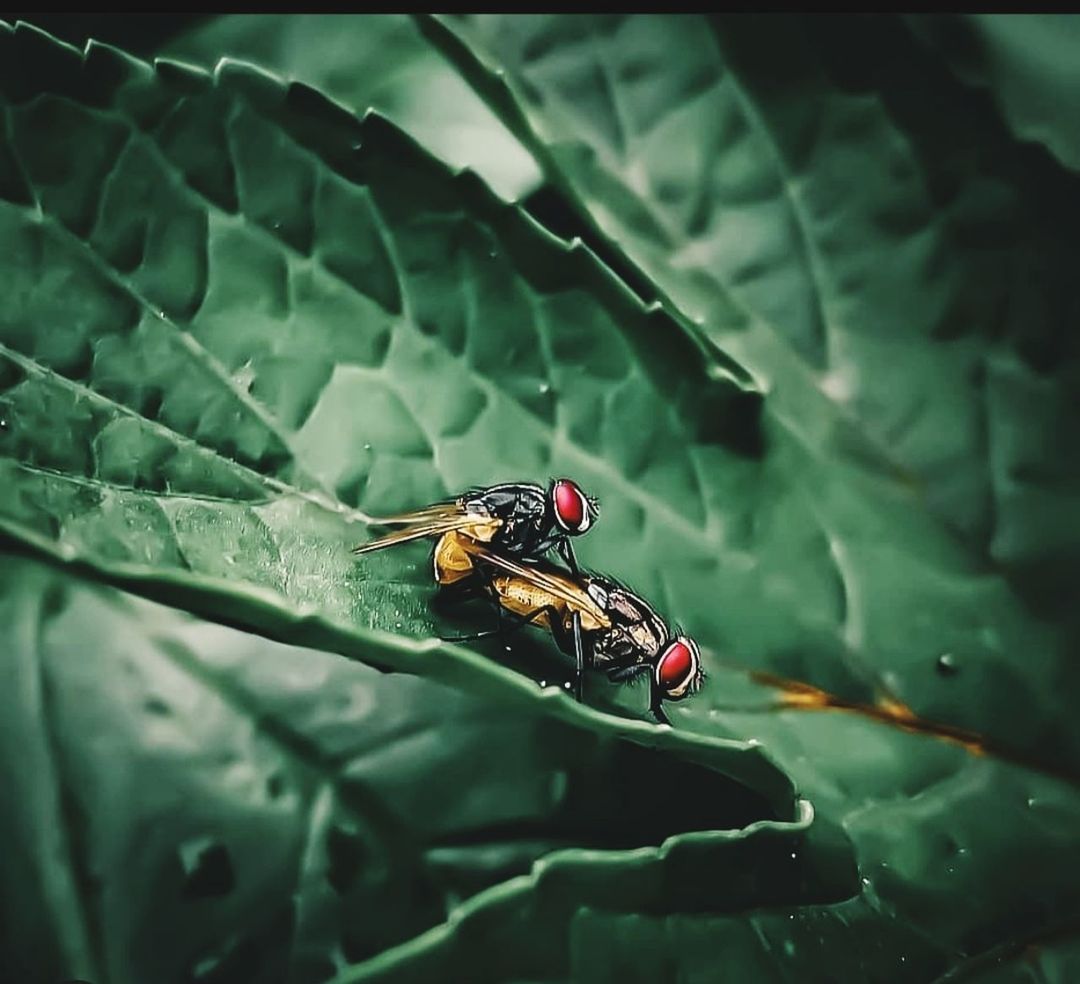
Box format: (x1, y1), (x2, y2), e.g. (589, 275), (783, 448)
(352, 479), (598, 574)
(433, 531), (703, 724)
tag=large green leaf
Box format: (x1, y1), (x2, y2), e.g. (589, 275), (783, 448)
(412, 12), (1080, 981)
(0, 19), (1073, 767)
(0, 552), (846, 984)
(159, 14), (541, 202)
(3, 17), (1080, 983)
(0, 20), (758, 722)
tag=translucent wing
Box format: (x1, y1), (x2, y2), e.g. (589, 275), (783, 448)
(352, 503), (500, 555)
(457, 539), (610, 627)
(365, 502), (463, 525)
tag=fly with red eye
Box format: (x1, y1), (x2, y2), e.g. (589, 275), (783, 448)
(551, 478), (596, 537)
(432, 534), (704, 725)
(352, 478), (599, 574)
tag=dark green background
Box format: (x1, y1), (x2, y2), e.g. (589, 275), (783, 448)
(1, 14), (1079, 984)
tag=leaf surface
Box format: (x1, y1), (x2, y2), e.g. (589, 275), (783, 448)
(0, 554), (843, 984)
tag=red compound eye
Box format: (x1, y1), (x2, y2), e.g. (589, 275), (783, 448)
(552, 479), (592, 534)
(656, 638), (700, 697)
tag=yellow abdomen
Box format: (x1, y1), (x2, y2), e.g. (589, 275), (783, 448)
(433, 531), (478, 585)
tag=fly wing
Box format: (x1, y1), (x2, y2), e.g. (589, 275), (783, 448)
(352, 507), (498, 555)
(457, 540), (610, 627)
(365, 501), (464, 526)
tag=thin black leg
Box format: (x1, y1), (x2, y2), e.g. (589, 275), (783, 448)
(607, 663), (652, 685)
(558, 538), (580, 577)
(650, 686), (671, 726)
(572, 610), (584, 702)
(441, 602), (560, 643)
(440, 625), (501, 643)
(435, 565), (500, 641)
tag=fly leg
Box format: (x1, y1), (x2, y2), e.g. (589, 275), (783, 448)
(607, 663), (651, 685)
(433, 576), (494, 641)
(441, 603), (559, 644)
(572, 611), (584, 702)
(605, 663), (670, 725)
(548, 612), (590, 703)
(650, 696), (671, 726)
(556, 537), (580, 577)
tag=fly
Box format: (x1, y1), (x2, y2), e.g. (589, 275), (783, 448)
(352, 479), (598, 574)
(433, 531), (703, 725)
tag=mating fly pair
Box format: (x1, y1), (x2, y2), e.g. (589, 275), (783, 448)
(352, 479), (703, 724)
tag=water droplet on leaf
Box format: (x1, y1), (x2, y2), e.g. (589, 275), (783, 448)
(936, 652), (959, 676)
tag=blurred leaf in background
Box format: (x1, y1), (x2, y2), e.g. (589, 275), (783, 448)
(161, 14), (541, 202)
(1, 12), (1079, 984)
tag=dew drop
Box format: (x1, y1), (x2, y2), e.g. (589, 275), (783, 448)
(936, 652), (959, 676)
(538, 382), (551, 395)
(563, 681), (572, 690)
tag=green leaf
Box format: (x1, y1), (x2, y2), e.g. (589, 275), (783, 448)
(160, 14), (542, 202)
(908, 14), (1080, 174)
(402, 12), (1080, 980)
(3, 18), (1080, 983)
(0, 20), (758, 727)
(0, 552), (848, 984)
(1, 19), (1073, 768)
(426, 13), (1080, 580)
